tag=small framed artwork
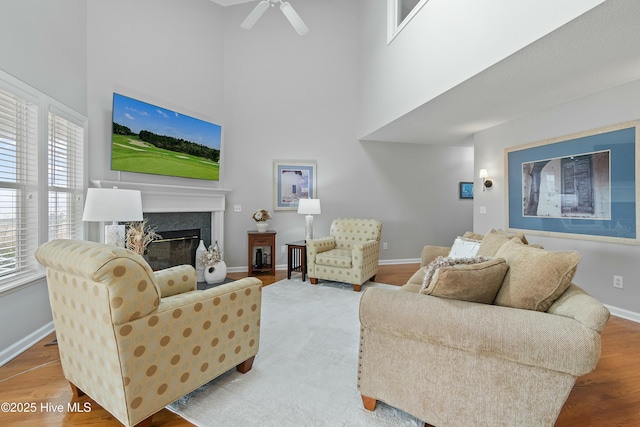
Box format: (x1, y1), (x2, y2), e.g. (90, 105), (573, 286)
(459, 182), (474, 199)
(273, 160), (317, 210)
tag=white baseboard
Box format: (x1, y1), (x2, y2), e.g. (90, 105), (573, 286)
(0, 321), (55, 367)
(605, 304), (640, 323)
(379, 258), (421, 265)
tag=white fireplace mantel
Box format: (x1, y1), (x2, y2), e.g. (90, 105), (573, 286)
(90, 180), (231, 250)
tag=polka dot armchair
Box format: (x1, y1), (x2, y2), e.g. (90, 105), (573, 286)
(35, 239), (262, 427)
(306, 218), (382, 291)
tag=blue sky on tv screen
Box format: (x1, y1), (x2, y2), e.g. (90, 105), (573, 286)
(112, 93), (221, 149)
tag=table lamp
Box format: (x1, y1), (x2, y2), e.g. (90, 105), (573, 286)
(297, 198), (321, 241)
(82, 188), (143, 246)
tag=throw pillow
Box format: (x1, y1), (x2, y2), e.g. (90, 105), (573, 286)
(448, 237), (481, 259)
(476, 229), (529, 257)
(420, 256), (509, 304)
(494, 238), (581, 311)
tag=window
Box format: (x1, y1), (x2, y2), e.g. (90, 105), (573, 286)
(48, 110), (84, 241)
(0, 70), (86, 292)
(388, 0), (430, 43)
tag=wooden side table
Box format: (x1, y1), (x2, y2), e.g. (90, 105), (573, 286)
(286, 240), (307, 281)
(247, 230), (276, 276)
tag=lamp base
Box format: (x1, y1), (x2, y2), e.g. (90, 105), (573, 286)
(105, 224), (126, 247)
(305, 214), (314, 241)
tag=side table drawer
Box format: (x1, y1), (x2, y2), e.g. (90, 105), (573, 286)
(252, 237), (272, 246)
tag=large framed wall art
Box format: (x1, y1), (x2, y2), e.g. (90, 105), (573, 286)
(273, 160), (317, 210)
(505, 121), (640, 244)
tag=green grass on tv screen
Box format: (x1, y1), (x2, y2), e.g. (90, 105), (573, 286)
(111, 134), (219, 181)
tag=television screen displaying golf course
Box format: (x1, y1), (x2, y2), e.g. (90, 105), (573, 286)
(111, 93), (221, 181)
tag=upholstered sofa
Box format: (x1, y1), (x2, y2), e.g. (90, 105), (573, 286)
(358, 230), (610, 427)
(306, 218), (382, 291)
(35, 239), (262, 427)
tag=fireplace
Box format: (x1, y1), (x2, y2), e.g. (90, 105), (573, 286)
(142, 211), (211, 269)
(90, 180), (230, 257)
(145, 228), (200, 270)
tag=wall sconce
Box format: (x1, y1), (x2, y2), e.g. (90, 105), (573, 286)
(479, 169), (493, 191)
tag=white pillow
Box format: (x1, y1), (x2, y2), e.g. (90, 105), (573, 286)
(448, 237), (481, 259)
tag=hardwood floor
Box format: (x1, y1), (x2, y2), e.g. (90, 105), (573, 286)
(1, 264), (638, 426)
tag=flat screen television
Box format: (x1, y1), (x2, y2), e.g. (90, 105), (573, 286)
(111, 93), (222, 181)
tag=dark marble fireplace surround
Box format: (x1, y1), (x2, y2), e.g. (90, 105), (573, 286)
(142, 212), (212, 270)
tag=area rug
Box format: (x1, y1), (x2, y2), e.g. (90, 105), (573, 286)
(167, 279), (422, 427)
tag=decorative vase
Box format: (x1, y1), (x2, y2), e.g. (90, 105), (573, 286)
(256, 222), (269, 232)
(195, 239), (206, 282)
(204, 261), (227, 285)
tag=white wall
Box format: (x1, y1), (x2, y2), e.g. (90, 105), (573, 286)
(474, 78), (640, 318)
(0, 0), (87, 362)
(358, 0), (605, 139)
(86, 0), (226, 194)
(221, 0), (473, 267)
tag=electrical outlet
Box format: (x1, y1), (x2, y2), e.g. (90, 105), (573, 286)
(281, 245), (286, 255)
(479, 206), (487, 214)
(234, 205), (242, 212)
(613, 275), (623, 289)
(383, 242), (388, 250)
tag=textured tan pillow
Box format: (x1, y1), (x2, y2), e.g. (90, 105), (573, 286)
(476, 229), (529, 256)
(420, 258), (509, 304)
(494, 238), (581, 311)
(407, 266), (428, 285)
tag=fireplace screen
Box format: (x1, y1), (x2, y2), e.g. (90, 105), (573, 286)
(145, 228), (200, 270)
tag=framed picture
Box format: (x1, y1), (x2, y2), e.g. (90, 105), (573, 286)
(459, 182), (474, 199)
(273, 160), (317, 210)
(505, 121), (640, 244)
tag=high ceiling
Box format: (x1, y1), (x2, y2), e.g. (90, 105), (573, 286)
(210, 0), (253, 6)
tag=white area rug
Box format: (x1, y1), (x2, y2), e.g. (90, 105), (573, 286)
(167, 279), (422, 427)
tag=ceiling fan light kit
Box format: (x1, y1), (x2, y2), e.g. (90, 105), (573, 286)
(241, 0), (309, 35)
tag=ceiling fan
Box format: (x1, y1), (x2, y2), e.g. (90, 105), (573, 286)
(240, 0), (309, 35)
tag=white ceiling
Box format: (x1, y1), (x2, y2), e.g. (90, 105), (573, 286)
(210, 0), (253, 6)
(362, 0), (640, 144)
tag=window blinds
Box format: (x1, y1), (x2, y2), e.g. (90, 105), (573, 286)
(48, 112), (84, 241)
(0, 89), (39, 281)
(0, 71), (86, 291)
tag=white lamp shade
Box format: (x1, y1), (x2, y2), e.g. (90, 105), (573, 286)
(82, 188), (143, 222)
(297, 198), (321, 215)
(479, 169), (489, 179)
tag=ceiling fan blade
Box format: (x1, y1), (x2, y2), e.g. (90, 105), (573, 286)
(240, 0), (270, 30)
(280, 1), (309, 35)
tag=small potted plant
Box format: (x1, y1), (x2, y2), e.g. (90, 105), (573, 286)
(252, 209), (271, 232)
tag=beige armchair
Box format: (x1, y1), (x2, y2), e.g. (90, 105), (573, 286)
(358, 232), (610, 426)
(35, 239), (262, 427)
(306, 218), (382, 291)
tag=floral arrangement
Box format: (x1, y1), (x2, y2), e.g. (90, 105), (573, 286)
(126, 219), (161, 255)
(199, 244), (223, 266)
(252, 209), (271, 222)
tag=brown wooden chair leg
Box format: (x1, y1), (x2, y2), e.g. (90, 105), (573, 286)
(236, 356), (255, 374)
(310, 278), (318, 285)
(353, 284), (362, 292)
(361, 394), (377, 411)
(133, 415), (154, 427)
(69, 382), (85, 398)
